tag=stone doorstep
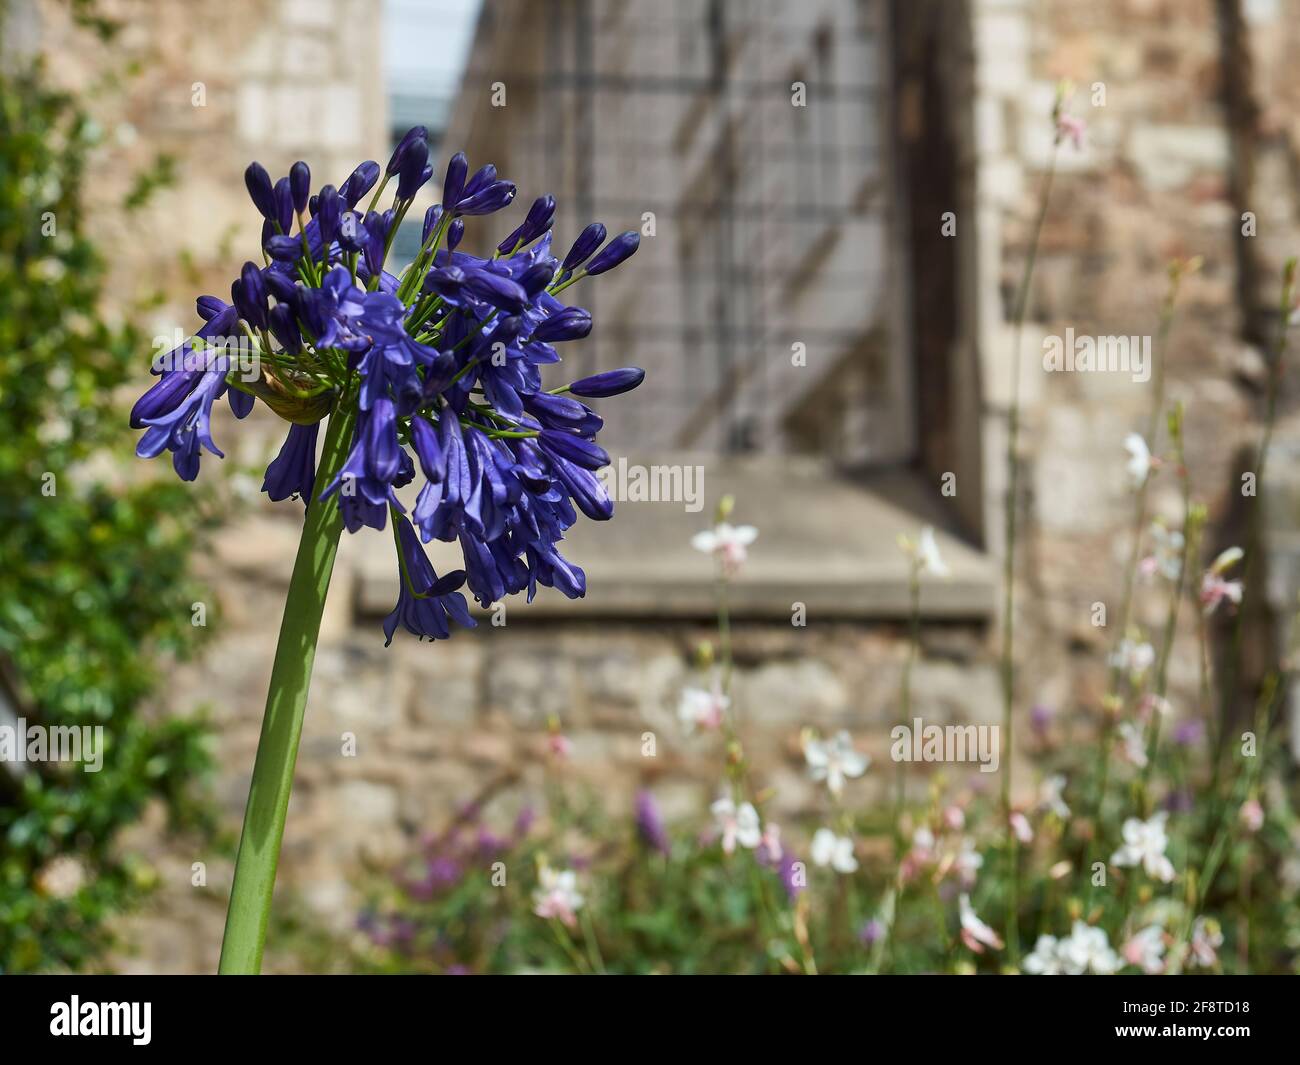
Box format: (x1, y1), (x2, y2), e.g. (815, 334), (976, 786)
(348, 455), (997, 622)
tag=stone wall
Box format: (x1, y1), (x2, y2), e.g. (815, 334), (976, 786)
(17, 0), (1300, 971)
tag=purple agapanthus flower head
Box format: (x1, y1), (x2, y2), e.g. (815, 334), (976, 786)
(130, 130), (644, 643)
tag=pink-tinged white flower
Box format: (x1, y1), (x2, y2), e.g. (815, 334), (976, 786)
(958, 894), (1003, 954)
(691, 521), (758, 573)
(711, 796), (761, 854)
(1139, 522), (1184, 581)
(1111, 812), (1176, 883)
(952, 836), (984, 887)
(1109, 638), (1155, 679)
(811, 828), (859, 874)
(1028, 921), (1121, 975)
(1116, 720), (1149, 769)
(677, 684), (728, 733)
(1238, 797), (1264, 834)
(942, 805), (966, 831)
(1037, 774), (1071, 820)
(757, 822), (783, 865)
(900, 824), (937, 881)
(1055, 110), (1086, 150)
(547, 733), (573, 760)
(1121, 925), (1167, 974)
(1189, 917), (1223, 969)
(1010, 811), (1034, 844)
(1137, 693), (1173, 722)
(1200, 547), (1244, 615)
(532, 867), (584, 927)
(803, 730), (869, 796)
(1124, 433), (1151, 488)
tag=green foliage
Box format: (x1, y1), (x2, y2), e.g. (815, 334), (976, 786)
(0, 56), (214, 972)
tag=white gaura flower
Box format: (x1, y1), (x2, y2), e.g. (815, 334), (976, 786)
(1109, 638), (1155, 679)
(1121, 925), (1167, 974)
(917, 525), (950, 577)
(1189, 916), (1223, 969)
(1124, 432), (1151, 488)
(1116, 721), (1149, 769)
(691, 522), (758, 573)
(1200, 547), (1244, 616)
(810, 828), (859, 874)
(711, 796), (761, 854)
(677, 684), (728, 733)
(958, 894), (1003, 954)
(1038, 774), (1070, 820)
(1056, 921), (1120, 975)
(532, 867), (585, 927)
(1022, 934), (1063, 975)
(953, 836), (984, 887)
(1009, 811), (1034, 844)
(803, 730), (869, 796)
(1111, 812), (1176, 883)
(1139, 522), (1184, 581)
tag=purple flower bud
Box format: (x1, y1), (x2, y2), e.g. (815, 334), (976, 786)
(424, 266), (466, 300)
(534, 307), (592, 343)
(456, 179), (516, 216)
(410, 415), (444, 481)
(561, 222), (606, 272)
(196, 295), (226, 322)
(338, 210), (366, 253)
(447, 218), (464, 251)
(244, 161), (276, 220)
(387, 125), (428, 175)
(396, 136), (430, 200)
(497, 194), (557, 254)
(567, 367), (644, 397)
(519, 261), (555, 298)
(264, 269), (297, 305)
(131, 368), (202, 428)
(442, 151), (468, 208)
(422, 204), (443, 245)
(341, 160), (380, 208)
(268, 303), (302, 354)
(464, 270), (528, 314)
(585, 230), (639, 275)
(289, 160), (311, 214)
(525, 390), (589, 429)
(538, 429), (609, 470)
(273, 176), (293, 233)
(263, 235), (302, 263)
(317, 184), (342, 246)
(460, 163), (496, 201)
(635, 791), (671, 856)
(234, 261), (268, 329)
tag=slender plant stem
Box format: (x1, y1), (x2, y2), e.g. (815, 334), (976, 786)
(1214, 262), (1294, 781)
(999, 143), (1058, 961)
(218, 399), (357, 974)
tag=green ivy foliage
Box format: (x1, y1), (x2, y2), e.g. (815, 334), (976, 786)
(0, 55), (214, 972)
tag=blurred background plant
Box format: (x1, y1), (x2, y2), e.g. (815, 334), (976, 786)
(0, 8), (216, 972)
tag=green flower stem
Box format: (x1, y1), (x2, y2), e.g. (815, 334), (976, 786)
(218, 398), (357, 974)
(999, 141), (1058, 963)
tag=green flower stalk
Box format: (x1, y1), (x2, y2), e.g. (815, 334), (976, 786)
(998, 85), (1070, 960)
